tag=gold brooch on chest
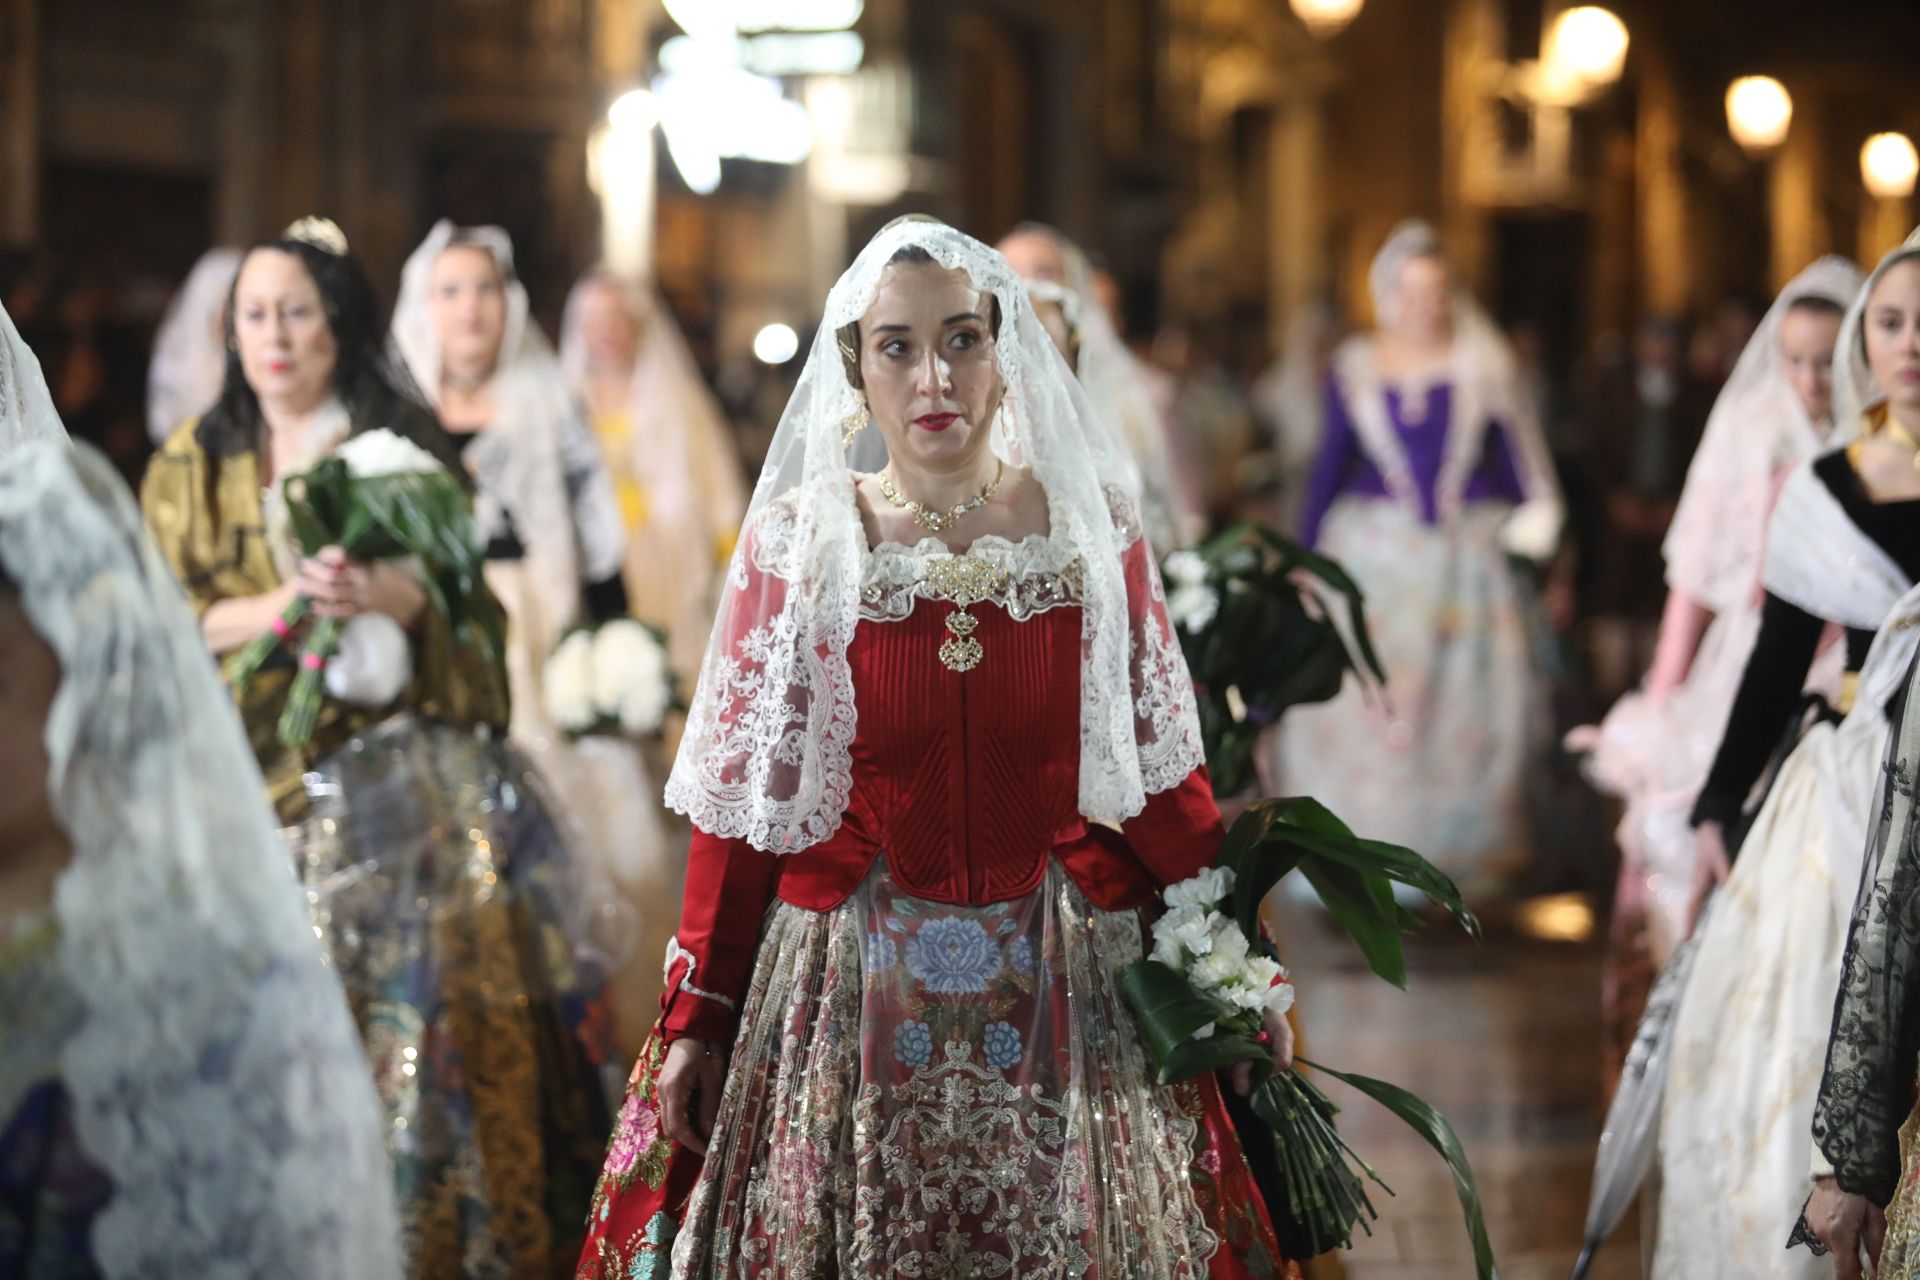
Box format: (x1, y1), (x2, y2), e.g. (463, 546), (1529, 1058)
(924, 554), (1009, 673)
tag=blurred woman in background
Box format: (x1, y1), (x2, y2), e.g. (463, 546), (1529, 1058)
(392, 224), (671, 1025)
(144, 219), (613, 1277)
(1274, 219), (1563, 895)
(559, 269), (746, 689)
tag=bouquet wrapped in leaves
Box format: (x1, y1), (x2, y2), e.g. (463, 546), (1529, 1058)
(1160, 524), (1383, 798)
(225, 428), (499, 747)
(1120, 798), (1497, 1274)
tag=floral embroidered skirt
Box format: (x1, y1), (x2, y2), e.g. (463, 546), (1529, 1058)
(578, 860), (1297, 1278)
(1271, 499), (1543, 896)
(290, 714), (618, 1279)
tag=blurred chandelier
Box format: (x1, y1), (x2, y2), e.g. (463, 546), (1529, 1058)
(1289, 0), (1363, 39)
(1535, 5), (1628, 106)
(1725, 76), (1792, 154)
(1862, 133), (1920, 200)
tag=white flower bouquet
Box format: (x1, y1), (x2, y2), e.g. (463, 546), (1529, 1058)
(544, 618), (674, 739)
(225, 428), (498, 747)
(1119, 797), (1495, 1274)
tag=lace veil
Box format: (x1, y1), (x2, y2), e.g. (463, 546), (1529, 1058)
(145, 247), (242, 443)
(391, 220), (624, 631)
(0, 438), (400, 1276)
(1006, 223), (1203, 551)
(1662, 257), (1863, 615)
(1, 298), (66, 452)
(558, 270), (748, 570)
(665, 218), (1205, 853)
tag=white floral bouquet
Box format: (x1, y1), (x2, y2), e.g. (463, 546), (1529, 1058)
(1120, 798), (1495, 1274)
(226, 428), (497, 747)
(544, 618), (674, 739)
(1149, 866), (1294, 1029)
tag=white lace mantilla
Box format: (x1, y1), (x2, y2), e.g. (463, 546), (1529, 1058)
(665, 220), (1204, 855)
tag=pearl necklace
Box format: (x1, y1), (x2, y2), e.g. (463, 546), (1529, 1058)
(878, 460), (1006, 533)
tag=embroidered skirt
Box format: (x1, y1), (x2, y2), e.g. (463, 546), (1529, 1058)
(1652, 707), (1887, 1280)
(290, 714), (618, 1279)
(578, 860), (1296, 1278)
(1271, 498), (1543, 895)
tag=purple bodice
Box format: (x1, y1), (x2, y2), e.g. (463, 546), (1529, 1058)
(1299, 377), (1526, 547)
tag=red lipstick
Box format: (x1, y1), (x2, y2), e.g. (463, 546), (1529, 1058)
(914, 412), (960, 432)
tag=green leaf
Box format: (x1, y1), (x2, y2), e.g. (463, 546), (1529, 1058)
(1214, 798), (1483, 967)
(1115, 962), (1238, 1083)
(1298, 856), (1408, 988)
(1160, 1031), (1270, 1085)
(1300, 1059), (1500, 1280)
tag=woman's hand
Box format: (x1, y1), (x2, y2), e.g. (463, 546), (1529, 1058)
(299, 547), (427, 628)
(658, 1038), (728, 1155)
(1684, 821), (1732, 939)
(1807, 1176), (1885, 1280)
(1228, 1006), (1296, 1097)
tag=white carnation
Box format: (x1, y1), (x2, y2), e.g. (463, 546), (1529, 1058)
(1163, 865), (1236, 911)
(334, 427), (445, 478)
(1209, 921), (1250, 966)
(1222, 980), (1268, 1011)
(1191, 1022), (1217, 1042)
(1150, 929), (1186, 968)
(1163, 549), (1209, 589)
(543, 631), (599, 732)
(591, 620), (672, 735)
(1191, 949), (1241, 992)
(1264, 977), (1296, 1016)
(1167, 907), (1218, 957)
(1166, 582), (1220, 633)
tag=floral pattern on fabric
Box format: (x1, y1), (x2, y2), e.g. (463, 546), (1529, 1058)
(292, 716), (616, 1279)
(628, 860), (1293, 1279)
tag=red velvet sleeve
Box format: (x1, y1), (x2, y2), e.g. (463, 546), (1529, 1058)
(1119, 765), (1227, 889)
(659, 828), (780, 1044)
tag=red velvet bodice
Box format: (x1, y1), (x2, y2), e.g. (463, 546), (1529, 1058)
(662, 545), (1224, 1043)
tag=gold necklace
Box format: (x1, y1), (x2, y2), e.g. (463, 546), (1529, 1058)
(1880, 416), (1920, 472)
(879, 460), (1006, 532)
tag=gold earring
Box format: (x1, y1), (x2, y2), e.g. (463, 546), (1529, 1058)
(841, 400), (871, 449)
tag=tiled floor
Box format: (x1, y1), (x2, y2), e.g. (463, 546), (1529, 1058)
(1279, 902), (1642, 1280)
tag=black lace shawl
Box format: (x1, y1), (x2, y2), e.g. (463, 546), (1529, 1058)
(1794, 648), (1920, 1253)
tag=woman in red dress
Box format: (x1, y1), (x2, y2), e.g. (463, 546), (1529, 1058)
(577, 218), (1300, 1278)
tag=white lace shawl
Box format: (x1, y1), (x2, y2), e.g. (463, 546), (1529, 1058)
(1663, 256), (1863, 614)
(145, 247), (242, 444)
(0, 441), (400, 1278)
(665, 219), (1205, 854)
(391, 221), (626, 633)
(0, 299), (67, 453)
(1345, 220), (1562, 545)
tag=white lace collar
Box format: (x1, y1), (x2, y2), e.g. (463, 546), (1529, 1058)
(860, 530), (1085, 621)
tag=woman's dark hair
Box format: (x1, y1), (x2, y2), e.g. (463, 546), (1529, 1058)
(835, 242), (1004, 390)
(1786, 294), (1846, 322)
(196, 235), (461, 472)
